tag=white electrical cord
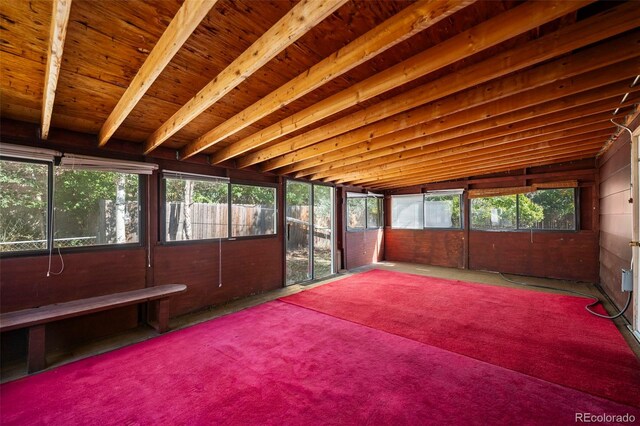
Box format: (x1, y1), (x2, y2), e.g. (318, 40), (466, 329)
(46, 171), (64, 277)
(218, 233), (222, 288)
(498, 272), (631, 320)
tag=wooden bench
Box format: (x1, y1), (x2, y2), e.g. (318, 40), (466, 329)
(0, 284), (186, 373)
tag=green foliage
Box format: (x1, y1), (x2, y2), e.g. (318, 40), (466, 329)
(232, 184), (275, 206)
(517, 194), (545, 228)
(54, 170), (138, 239)
(471, 195), (517, 229)
(165, 178), (227, 204)
(0, 160), (48, 246)
(471, 189), (575, 230)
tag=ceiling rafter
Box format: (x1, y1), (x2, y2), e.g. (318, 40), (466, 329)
(366, 148), (604, 190)
(97, 0), (218, 147)
(317, 98), (638, 183)
(230, 0), (592, 169)
(293, 81), (639, 178)
(339, 121), (620, 185)
(302, 74), (640, 180)
(41, 0), (72, 140)
(254, 7), (640, 172)
(177, 0), (474, 161)
(351, 140), (606, 187)
(143, 0), (347, 155)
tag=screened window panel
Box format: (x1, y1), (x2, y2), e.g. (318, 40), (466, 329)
(424, 194), (461, 229)
(470, 195), (517, 230)
(54, 169), (140, 247)
(231, 184), (276, 237)
(391, 195), (424, 229)
(347, 198), (366, 229)
(518, 189), (576, 230)
(0, 159), (49, 252)
(164, 177), (228, 241)
(367, 197), (383, 228)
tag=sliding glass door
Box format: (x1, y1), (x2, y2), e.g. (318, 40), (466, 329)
(285, 181), (334, 285)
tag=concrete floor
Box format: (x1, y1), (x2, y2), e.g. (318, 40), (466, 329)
(2, 262), (639, 383)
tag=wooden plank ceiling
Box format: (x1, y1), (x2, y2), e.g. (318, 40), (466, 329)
(1, 0), (638, 189)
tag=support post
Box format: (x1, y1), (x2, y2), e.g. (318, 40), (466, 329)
(27, 324), (46, 373)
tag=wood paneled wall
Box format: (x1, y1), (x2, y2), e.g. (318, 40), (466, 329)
(385, 229), (464, 268)
(597, 115), (639, 323)
(0, 249), (146, 355)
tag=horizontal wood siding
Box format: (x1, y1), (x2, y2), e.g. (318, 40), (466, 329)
(469, 231), (599, 282)
(385, 229), (464, 268)
(153, 238), (283, 317)
(345, 229), (384, 270)
(0, 249), (146, 354)
(597, 115), (638, 322)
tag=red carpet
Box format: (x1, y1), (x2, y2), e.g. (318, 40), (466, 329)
(282, 269), (640, 407)
(1, 301), (638, 425)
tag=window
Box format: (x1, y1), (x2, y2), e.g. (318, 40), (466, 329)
(0, 146), (155, 254)
(424, 193), (462, 229)
(471, 188), (576, 231)
(347, 198), (366, 230)
(231, 184), (276, 237)
(518, 189), (576, 230)
(391, 192), (462, 229)
(162, 174), (278, 242)
(367, 197), (383, 229)
(0, 159), (49, 252)
(164, 176), (228, 241)
(470, 195), (517, 230)
(54, 170), (140, 247)
(391, 195), (424, 229)
(346, 194), (382, 230)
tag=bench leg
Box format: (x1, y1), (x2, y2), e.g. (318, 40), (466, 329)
(148, 298), (171, 333)
(28, 325), (46, 373)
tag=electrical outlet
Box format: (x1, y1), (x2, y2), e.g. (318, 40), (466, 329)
(621, 269), (633, 292)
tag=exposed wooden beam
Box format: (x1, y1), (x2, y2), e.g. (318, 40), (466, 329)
(369, 149), (603, 189)
(293, 79), (639, 178)
(41, 0), (72, 140)
(178, 0), (474, 162)
(253, 15), (640, 171)
(324, 115), (623, 184)
(365, 144), (603, 189)
(143, 0), (347, 155)
(351, 140), (605, 187)
(267, 41), (640, 173)
(337, 112), (619, 184)
(367, 151), (594, 191)
(308, 86), (640, 180)
(361, 127), (620, 185)
(344, 110), (628, 185)
(97, 0), (217, 147)
(232, 0), (593, 168)
(341, 127), (613, 185)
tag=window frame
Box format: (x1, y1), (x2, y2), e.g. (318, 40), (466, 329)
(52, 169), (145, 251)
(0, 156), (53, 256)
(161, 174), (279, 245)
(346, 193), (383, 232)
(229, 182), (278, 238)
(423, 193), (463, 230)
(0, 156), (147, 257)
(390, 192), (463, 230)
(470, 188), (579, 232)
